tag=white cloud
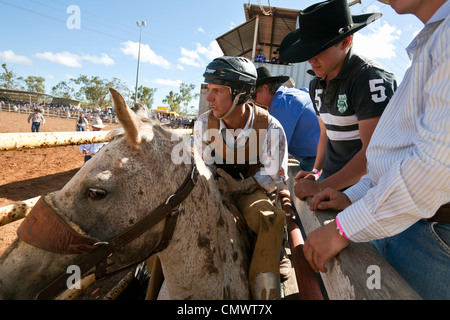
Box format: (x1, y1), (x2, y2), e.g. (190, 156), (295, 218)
(34, 51), (114, 67)
(197, 27), (205, 33)
(0, 50), (32, 65)
(120, 40), (170, 69)
(82, 53), (114, 66)
(353, 22), (401, 60)
(35, 51), (81, 67)
(179, 47), (202, 67)
(153, 78), (182, 87)
(178, 41), (223, 67)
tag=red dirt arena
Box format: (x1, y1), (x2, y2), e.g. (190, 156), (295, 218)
(0, 112), (120, 255)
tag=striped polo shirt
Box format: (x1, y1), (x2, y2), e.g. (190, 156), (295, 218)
(309, 50), (397, 178)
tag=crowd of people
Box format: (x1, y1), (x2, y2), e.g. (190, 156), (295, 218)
(1, 97), (197, 131)
(152, 112), (196, 129)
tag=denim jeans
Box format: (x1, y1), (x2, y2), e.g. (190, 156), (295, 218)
(31, 122), (40, 132)
(371, 220), (450, 299)
(291, 155), (316, 172)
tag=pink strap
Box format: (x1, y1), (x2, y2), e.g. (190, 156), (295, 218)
(336, 216), (350, 240)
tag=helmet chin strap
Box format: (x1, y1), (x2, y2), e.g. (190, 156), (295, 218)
(217, 92), (244, 120)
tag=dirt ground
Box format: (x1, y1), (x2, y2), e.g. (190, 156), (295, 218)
(0, 112), (120, 255)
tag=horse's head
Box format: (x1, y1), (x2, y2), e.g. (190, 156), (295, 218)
(51, 89), (193, 260)
(0, 88), (195, 299)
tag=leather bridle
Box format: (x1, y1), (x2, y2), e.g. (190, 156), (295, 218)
(17, 164), (199, 300)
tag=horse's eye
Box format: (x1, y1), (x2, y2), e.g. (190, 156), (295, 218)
(87, 188), (107, 200)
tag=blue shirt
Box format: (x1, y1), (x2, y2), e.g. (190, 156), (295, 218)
(254, 53), (266, 63)
(269, 86), (320, 158)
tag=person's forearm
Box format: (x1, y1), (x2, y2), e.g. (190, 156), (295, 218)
(312, 119), (328, 171)
(321, 149), (367, 191)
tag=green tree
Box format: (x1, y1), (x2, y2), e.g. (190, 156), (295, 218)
(20, 76), (45, 93)
(16, 76), (45, 94)
(0, 63), (17, 90)
(178, 82), (199, 116)
(134, 85), (157, 109)
(163, 90), (182, 114)
(73, 75), (109, 108)
(51, 80), (76, 99)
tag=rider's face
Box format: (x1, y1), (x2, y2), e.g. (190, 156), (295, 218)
(206, 83), (232, 119)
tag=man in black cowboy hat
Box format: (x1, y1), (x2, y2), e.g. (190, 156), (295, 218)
(280, 0), (397, 200)
(253, 66), (320, 173)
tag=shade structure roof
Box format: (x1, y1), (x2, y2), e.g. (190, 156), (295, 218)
(216, 3), (300, 61)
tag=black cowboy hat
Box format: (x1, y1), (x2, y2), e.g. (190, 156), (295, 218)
(256, 66), (290, 87)
(280, 0), (382, 63)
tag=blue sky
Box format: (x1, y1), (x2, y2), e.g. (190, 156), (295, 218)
(0, 0), (423, 110)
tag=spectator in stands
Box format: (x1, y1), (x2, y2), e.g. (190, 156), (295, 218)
(270, 49), (287, 65)
(301, 0), (449, 300)
(253, 66), (320, 172)
(27, 108), (45, 132)
(75, 113), (89, 131)
(279, 0), (397, 199)
(79, 116), (107, 163)
(254, 45), (266, 63)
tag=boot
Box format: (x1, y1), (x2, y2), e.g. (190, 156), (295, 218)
(279, 247), (291, 283)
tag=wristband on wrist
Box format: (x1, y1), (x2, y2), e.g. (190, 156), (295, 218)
(336, 216), (350, 240)
(312, 168), (321, 178)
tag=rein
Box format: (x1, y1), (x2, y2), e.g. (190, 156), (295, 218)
(17, 164), (198, 300)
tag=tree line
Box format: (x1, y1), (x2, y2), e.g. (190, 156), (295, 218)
(0, 63), (199, 116)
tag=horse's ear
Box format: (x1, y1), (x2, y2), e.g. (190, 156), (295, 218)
(109, 87), (145, 148)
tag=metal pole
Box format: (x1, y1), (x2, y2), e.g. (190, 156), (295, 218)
(251, 14), (260, 60)
(134, 21), (145, 104)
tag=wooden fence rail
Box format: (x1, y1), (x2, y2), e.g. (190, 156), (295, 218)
(287, 164), (421, 299)
(0, 131), (111, 151)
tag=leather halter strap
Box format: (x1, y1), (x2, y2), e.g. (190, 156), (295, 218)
(17, 165), (198, 300)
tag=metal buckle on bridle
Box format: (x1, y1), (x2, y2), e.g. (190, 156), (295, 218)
(165, 194), (182, 215)
(93, 241), (113, 257)
(191, 165), (199, 185)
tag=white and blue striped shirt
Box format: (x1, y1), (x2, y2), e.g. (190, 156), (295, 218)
(338, 2), (450, 242)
